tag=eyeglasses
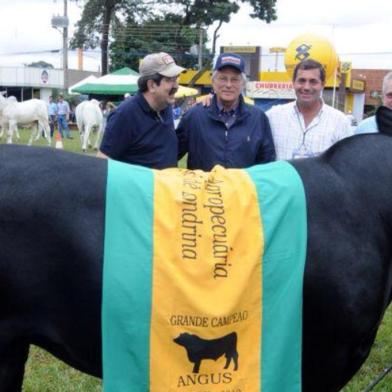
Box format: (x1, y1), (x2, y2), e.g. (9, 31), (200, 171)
(215, 76), (242, 85)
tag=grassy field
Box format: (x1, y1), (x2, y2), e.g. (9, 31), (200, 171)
(2, 129), (392, 391)
(0, 126), (97, 155)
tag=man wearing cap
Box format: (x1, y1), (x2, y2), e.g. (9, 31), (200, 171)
(176, 53), (275, 171)
(97, 52), (185, 169)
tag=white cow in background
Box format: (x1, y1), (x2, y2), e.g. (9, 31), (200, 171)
(0, 93), (51, 146)
(75, 99), (103, 152)
(0, 96), (20, 141)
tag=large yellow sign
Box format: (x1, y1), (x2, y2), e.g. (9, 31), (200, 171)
(284, 33), (338, 80)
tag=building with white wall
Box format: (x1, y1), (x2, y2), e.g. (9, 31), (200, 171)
(0, 66), (99, 102)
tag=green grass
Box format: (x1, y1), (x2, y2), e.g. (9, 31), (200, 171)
(23, 347), (101, 392)
(2, 128), (392, 391)
(0, 126), (97, 155)
(343, 307), (392, 391)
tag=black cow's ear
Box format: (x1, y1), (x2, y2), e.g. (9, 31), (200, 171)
(376, 106), (392, 135)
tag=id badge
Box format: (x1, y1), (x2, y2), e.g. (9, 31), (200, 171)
(292, 147), (314, 159)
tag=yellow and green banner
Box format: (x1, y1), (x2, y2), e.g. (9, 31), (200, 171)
(102, 160), (307, 392)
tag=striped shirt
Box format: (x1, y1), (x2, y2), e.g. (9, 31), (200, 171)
(266, 101), (353, 160)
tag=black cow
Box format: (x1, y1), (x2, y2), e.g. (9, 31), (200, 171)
(173, 332), (239, 373)
(1, 106), (392, 391)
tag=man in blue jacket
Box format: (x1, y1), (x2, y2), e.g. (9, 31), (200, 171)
(176, 53), (276, 170)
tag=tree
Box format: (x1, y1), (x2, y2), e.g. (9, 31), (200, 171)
(109, 15), (207, 71)
(71, 0), (151, 75)
(71, 0), (277, 74)
(175, 0), (277, 59)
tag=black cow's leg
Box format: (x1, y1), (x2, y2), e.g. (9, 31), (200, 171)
(224, 355), (232, 369)
(192, 360), (201, 373)
(232, 351), (239, 371)
(0, 340), (29, 392)
(224, 351), (239, 371)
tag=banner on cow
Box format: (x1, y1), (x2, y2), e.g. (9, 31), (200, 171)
(102, 160), (307, 392)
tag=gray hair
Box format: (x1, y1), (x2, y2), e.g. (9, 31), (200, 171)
(211, 70), (247, 85)
(382, 71), (392, 95)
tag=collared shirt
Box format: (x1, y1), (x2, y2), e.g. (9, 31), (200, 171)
(266, 100), (353, 160)
(355, 116), (378, 134)
(48, 102), (57, 116)
(100, 93), (177, 169)
(216, 100), (240, 129)
(57, 100), (70, 115)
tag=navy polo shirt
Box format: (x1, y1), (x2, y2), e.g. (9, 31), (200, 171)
(100, 93), (178, 169)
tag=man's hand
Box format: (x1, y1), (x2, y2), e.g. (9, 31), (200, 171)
(199, 94), (213, 107)
(96, 150), (109, 159)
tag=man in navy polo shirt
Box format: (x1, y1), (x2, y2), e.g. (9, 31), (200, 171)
(176, 53), (276, 171)
(97, 52), (185, 169)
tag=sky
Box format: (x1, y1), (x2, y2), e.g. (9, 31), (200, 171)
(0, 0), (391, 71)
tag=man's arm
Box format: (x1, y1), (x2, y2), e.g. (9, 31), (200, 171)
(176, 112), (191, 160)
(337, 115), (354, 140)
(98, 109), (130, 160)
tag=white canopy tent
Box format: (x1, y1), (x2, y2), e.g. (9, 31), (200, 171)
(68, 75), (98, 95)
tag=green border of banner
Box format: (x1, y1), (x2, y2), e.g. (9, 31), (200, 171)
(246, 161), (307, 392)
(102, 159), (154, 391)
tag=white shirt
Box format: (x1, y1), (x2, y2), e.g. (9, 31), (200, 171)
(266, 101), (353, 160)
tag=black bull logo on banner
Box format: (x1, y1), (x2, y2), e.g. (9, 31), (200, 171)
(1, 107), (392, 391)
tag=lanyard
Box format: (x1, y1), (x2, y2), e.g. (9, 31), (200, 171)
(291, 104), (323, 159)
(294, 104), (323, 149)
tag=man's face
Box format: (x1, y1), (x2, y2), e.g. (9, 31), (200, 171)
(382, 80), (392, 110)
(212, 67), (243, 106)
(152, 76), (179, 110)
(293, 68), (324, 108)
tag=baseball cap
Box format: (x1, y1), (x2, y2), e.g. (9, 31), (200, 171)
(214, 53), (245, 73)
(139, 52), (185, 77)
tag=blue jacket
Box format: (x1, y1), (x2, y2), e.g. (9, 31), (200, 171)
(176, 95), (276, 171)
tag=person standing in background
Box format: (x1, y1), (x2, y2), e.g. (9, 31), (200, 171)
(47, 96), (57, 137)
(57, 94), (73, 139)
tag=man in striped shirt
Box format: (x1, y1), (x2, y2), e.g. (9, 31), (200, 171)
(267, 59), (352, 160)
